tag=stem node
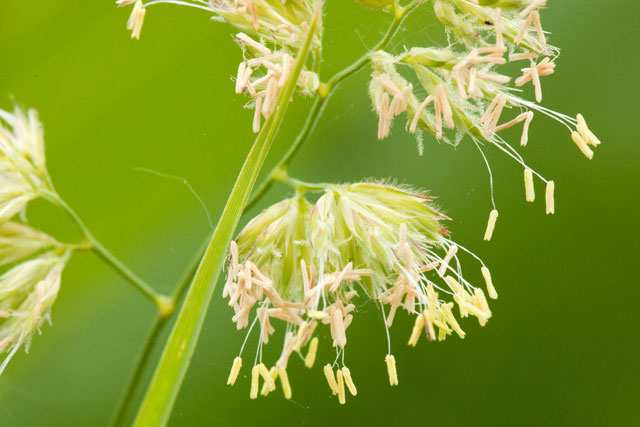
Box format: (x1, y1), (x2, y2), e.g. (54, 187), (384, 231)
(317, 82), (330, 98)
(156, 296), (176, 319)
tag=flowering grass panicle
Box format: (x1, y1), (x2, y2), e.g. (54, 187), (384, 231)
(367, 0), (601, 240)
(223, 182), (496, 403)
(105, 0), (605, 416)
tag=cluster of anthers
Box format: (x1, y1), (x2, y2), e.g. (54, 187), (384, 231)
(0, 107), (70, 374)
(368, 0), (602, 240)
(116, 0), (322, 132)
(234, 33), (320, 132)
(223, 182), (497, 404)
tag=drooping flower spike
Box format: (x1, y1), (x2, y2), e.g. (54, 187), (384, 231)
(0, 104), (75, 374)
(367, 0), (601, 240)
(224, 182), (496, 404)
(116, 0), (323, 131)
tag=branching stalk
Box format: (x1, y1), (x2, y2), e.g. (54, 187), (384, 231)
(43, 191), (172, 314)
(246, 0), (422, 211)
(131, 9), (321, 427)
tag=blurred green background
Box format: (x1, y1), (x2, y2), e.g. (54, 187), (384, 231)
(1, 1), (638, 426)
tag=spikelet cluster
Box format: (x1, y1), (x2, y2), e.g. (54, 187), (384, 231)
(208, 0), (322, 50)
(234, 33), (320, 133)
(117, 0), (322, 131)
(367, 0), (601, 240)
(223, 182), (497, 403)
(0, 106), (69, 374)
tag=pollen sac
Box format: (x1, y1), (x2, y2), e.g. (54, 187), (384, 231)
(234, 33), (320, 133)
(225, 182), (495, 401)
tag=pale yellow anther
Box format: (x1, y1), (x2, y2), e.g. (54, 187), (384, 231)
(260, 366), (278, 396)
(436, 85), (454, 129)
(445, 275), (464, 294)
(235, 32), (271, 56)
(278, 367), (293, 400)
(250, 365), (260, 399)
(484, 209), (499, 241)
(545, 181), (555, 215)
(126, 1), (146, 40)
(235, 62), (247, 94)
(481, 94), (507, 135)
(408, 314), (425, 347)
(258, 363), (275, 391)
(494, 112), (528, 133)
(576, 114), (601, 147)
(531, 11), (547, 47)
(422, 310), (436, 341)
(227, 356), (243, 386)
(385, 354), (399, 386)
(515, 12), (534, 45)
(521, 111), (534, 146)
(472, 289), (492, 326)
(410, 95), (434, 134)
(336, 368), (347, 404)
(531, 60), (543, 102)
(437, 327), (448, 341)
(252, 95), (263, 133)
(494, 8), (504, 49)
(294, 321), (308, 351)
(341, 367), (358, 396)
(509, 52), (537, 62)
(441, 303), (465, 339)
(304, 337), (319, 368)
(571, 131), (594, 160)
(524, 168), (535, 202)
(481, 266), (498, 300)
(307, 310), (328, 320)
(323, 364), (339, 395)
(438, 244), (458, 276)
